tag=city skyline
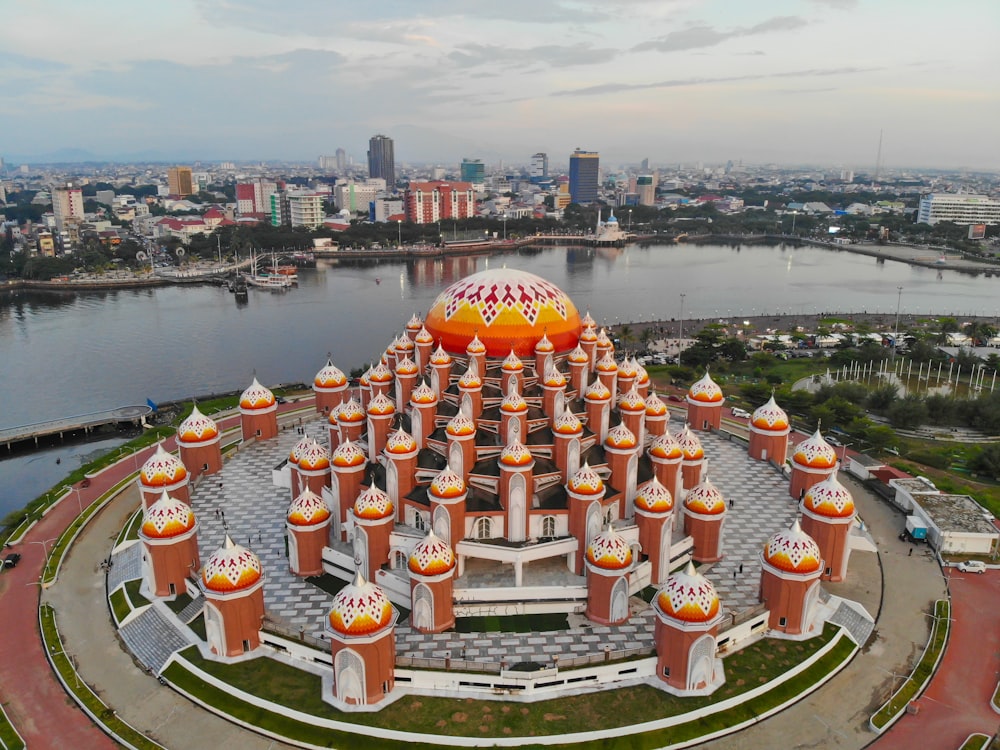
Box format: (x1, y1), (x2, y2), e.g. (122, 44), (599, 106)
(2, 0), (998, 170)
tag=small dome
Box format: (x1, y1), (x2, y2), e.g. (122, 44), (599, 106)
(177, 405), (219, 444)
(634, 360), (650, 386)
(385, 427), (417, 455)
(297, 440), (331, 471)
(763, 521), (822, 574)
(430, 344), (453, 365)
(595, 352), (618, 374)
(581, 311), (597, 329)
(553, 407), (583, 435)
(752, 395), (789, 432)
(500, 391), (528, 413)
(446, 412), (476, 437)
(429, 467), (466, 499)
(336, 397), (365, 424)
(585, 380), (612, 402)
(288, 434), (313, 465)
(240, 377), (276, 410)
(415, 325), (434, 345)
(408, 531), (456, 576)
(567, 462), (605, 496)
(458, 366), (482, 389)
(328, 571), (394, 636)
(635, 476), (673, 514)
(366, 392), (396, 416)
(656, 562), (720, 623)
(649, 431), (683, 460)
(410, 380), (438, 405)
(141, 491), (195, 539)
(395, 355), (419, 376)
(586, 526), (633, 570)
(677, 426), (705, 460)
(501, 350), (524, 372)
(287, 488), (331, 526)
(688, 371), (724, 404)
(684, 480), (726, 515)
(406, 313), (424, 333)
(499, 438), (533, 467)
(580, 327), (598, 344)
(792, 430), (838, 469)
(354, 484), (393, 520)
(466, 334), (487, 355)
(617, 358), (637, 378)
(358, 364), (372, 387)
(314, 359), (347, 389)
(618, 386), (646, 413)
(567, 344), (589, 364)
(645, 392), (669, 417)
(395, 335), (415, 353)
(201, 536), (262, 593)
(534, 333), (555, 353)
(596, 328), (613, 348)
(543, 366), (566, 388)
(332, 439), (366, 468)
(803, 474), (855, 518)
(369, 361), (394, 384)
(605, 423), (637, 450)
(140, 444), (188, 487)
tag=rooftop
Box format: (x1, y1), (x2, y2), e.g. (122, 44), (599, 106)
(916, 493), (999, 536)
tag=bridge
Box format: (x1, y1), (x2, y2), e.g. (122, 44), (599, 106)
(0, 405), (154, 450)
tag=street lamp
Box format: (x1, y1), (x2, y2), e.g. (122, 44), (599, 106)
(30, 537), (58, 578)
(892, 286), (903, 361)
(397, 220), (402, 248)
(627, 209), (632, 232)
(678, 293), (687, 355)
(502, 216), (507, 241)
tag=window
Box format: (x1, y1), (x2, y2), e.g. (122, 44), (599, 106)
(474, 517), (492, 540)
(542, 516), (556, 538)
(779, 617), (787, 627)
(414, 512), (428, 532)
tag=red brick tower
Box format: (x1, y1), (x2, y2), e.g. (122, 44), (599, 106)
(618, 386), (646, 447)
(579, 326), (599, 370)
(604, 423), (639, 518)
(139, 491), (199, 597)
(408, 531), (457, 633)
(648, 431), (684, 504)
(445, 412), (477, 480)
(330, 439), (367, 540)
(567, 344), (590, 396)
(686, 371), (725, 432)
(789, 429), (839, 500)
(200, 536), (265, 657)
(566, 463), (607, 575)
(334, 396), (366, 450)
(429, 344), (454, 398)
(551, 406), (584, 482)
(616, 357), (637, 397)
(286, 488), (332, 577)
(634, 476), (675, 585)
(176, 405), (222, 479)
(383, 427), (418, 510)
(465, 334), (487, 381)
(683, 480), (727, 563)
(408, 380), (438, 450)
(313, 359), (348, 415)
(138, 443), (190, 508)
(414, 326), (435, 373)
(595, 351), (619, 403)
(457, 364), (484, 420)
(239, 377), (278, 441)
(540, 365), (567, 418)
(634, 358), (651, 400)
(500, 349), (526, 396)
(394, 355), (419, 408)
(534, 332), (555, 379)
(498, 438), (534, 543)
(365, 392), (396, 463)
(800, 474), (856, 582)
(428, 466), (468, 549)
(759, 521), (824, 635)
(352, 485), (395, 580)
(368, 361), (394, 401)
(584, 526), (634, 626)
(595, 327), (614, 364)
(297, 439), (332, 496)
(748, 394), (790, 463)
(405, 313), (424, 342)
(584, 379), (612, 443)
(677, 426), (706, 490)
(499, 391), (529, 445)
(288, 433), (314, 500)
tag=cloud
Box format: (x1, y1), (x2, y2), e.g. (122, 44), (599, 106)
(811, 0), (859, 8)
(448, 42), (617, 69)
(634, 15), (808, 53)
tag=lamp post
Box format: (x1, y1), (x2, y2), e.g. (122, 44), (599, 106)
(678, 293), (687, 357)
(30, 537), (58, 580)
(627, 209), (632, 232)
(892, 286), (903, 361)
(502, 216), (507, 241)
(397, 220), (402, 248)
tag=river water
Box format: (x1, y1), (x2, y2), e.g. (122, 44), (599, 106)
(2, 241), (998, 516)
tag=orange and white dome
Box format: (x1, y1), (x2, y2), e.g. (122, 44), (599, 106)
(649, 431), (683, 460)
(385, 427), (418, 455)
(542, 367), (566, 388)
(336, 397), (365, 424)
(763, 521), (822, 574)
(751, 395), (789, 432)
(595, 352), (618, 374)
(676, 426), (705, 460)
(406, 313), (424, 334)
(415, 326), (434, 345)
(618, 386), (645, 414)
(535, 333), (555, 353)
(354, 484), (393, 520)
(369, 361), (394, 384)
(568, 344), (589, 364)
(429, 467), (466, 499)
(201, 536), (263, 593)
(687, 372), (724, 404)
(408, 531), (456, 576)
(617, 358), (638, 379)
(684, 480), (726, 515)
(358, 364), (373, 388)
(332, 439), (366, 468)
(297, 440), (331, 472)
(656, 562), (721, 623)
(499, 438), (533, 467)
(501, 350), (524, 372)
(240, 377), (276, 411)
(802, 474), (855, 518)
(446, 413), (476, 437)
(288, 434), (314, 465)
(580, 327), (598, 344)
(553, 407), (583, 435)
(792, 430), (838, 470)
(605, 423), (637, 450)
(465, 334), (487, 356)
(596, 328), (613, 349)
(410, 380), (437, 405)
(581, 311), (596, 329)
(141, 491), (195, 539)
(177, 405), (219, 444)
(585, 380), (612, 402)
(458, 366), (482, 389)
(395, 333), (416, 354)
(423, 269), (582, 357)
(287, 488), (332, 526)
(645, 392), (669, 418)
(635, 476), (674, 514)
(429, 344), (452, 365)
(586, 526), (633, 571)
(314, 359), (347, 390)
(140, 444), (188, 487)
(395, 355), (419, 376)
(500, 392), (528, 413)
(328, 571), (395, 636)
(634, 360), (650, 386)
(567, 462), (605, 496)
(366, 392), (396, 416)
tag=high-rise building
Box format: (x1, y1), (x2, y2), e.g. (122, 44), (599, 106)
(367, 134), (396, 189)
(530, 153), (548, 182)
(235, 180), (278, 216)
(405, 182), (475, 224)
(287, 191), (325, 229)
(568, 149), (599, 205)
(336, 148), (347, 172)
(52, 184), (84, 231)
(460, 159), (485, 184)
(637, 175), (656, 207)
(318, 155), (337, 171)
(640, 158), (649, 172)
(917, 194), (1000, 226)
(167, 166), (194, 196)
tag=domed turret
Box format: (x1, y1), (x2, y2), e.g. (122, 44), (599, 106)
(655, 562), (720, 623)
(567, 462), (605, 496)
(385, 426), (417, 455)
(141, 491), (195, 539)
(297, 440), (330, 472)
(683, 480), (726, 515)
(314, 359), (347, 389)
(618, 386), (645, 414)
(649, 431), (683, 460)
(803, 474), (855, 518)
(499, 438), (533, 467)
(354, 484), (393, 520)
(605, 423), (637, 450)
(415, 325), (434, 345)
(408, 531), (456, 576)
(176, 404), (222, 478)
(287, 488), (332, 526)
(535, 333), (555, 354)
(395, 355), (419, 377)
(466, 334), (487, 355)
(457, 366), (482, 389)
(500, 391), (528, 413)
(568, 344), (589, 364)
(429, 467), (466, 499)
(201, 536), (263, 593)
(595, 351), (618, 374)
(687, 371), (724, 404)
(582, 311), (596, 329)
(336, 397), (365, 424)
(596, 328), (613, 349)
(585, 380), (611, 402)
(677, 426), (704, 460)
(288, 434), (314, 466)
(792, 430), (838, 469)
(645, 392), (668, 418)
(763, 521), (822, 574)
(580, 327), (598, 343)
(501, 350), (524, 372)
(429, 344), (452, 366)
(240, 377), (276, 411)
(410, 380), (437, 405)
(585, 526), (633, 570)
(140, 444), (188, 488)
(617, 357), (637, 379)
(406, 313), (423, 335)
(543, 366), (566, 388)
(328, 571), (395, 636)
(635, 476), (673, 514)
(446, 412), (476, 437)
(369, 361), (393, 385)
(332, 439), (366, 467)
(177, 404), (219, 444)
(553, 406), (583, 435)
(752, 394), (789, 432)
(366, 392), (396, 416)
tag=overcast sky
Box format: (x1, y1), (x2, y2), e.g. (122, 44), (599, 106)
(4, 0), (998, 169)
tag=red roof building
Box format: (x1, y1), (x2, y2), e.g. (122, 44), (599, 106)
(405, 181), (475, 224)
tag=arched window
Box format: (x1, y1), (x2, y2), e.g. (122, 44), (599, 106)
(542, 515), (556, 538)
(414, 511), (428, 532)
(474, 517), (492, 540)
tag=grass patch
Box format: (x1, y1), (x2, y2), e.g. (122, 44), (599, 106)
(0, 703), (25, 750)
(109, 588), (131, 624)
(119, 509), (144, 545)
(992, 681), (1000, 712)
(188, 614), (206, 640)
(124, 579), (151, 610)
(960, 734), (990, 750)
(164, 592), (193, 616)
(305, 574), (350, 596)
(454, 612), (569, 634)
(40, 605), (166, 750)
(871, 599), (950, 730)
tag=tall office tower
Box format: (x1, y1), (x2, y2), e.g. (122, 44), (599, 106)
(460, 158), (485, 184)
(637, 175), (656, 207)
(530, 152), (548, 181)
(52, 183), (84, 230)
(568, 149), (599, 205)
(640, 157), (649, 171)
(336, 148), (347, 171)
(368, 134), (396, 189)
(318, 155), (337, 170)
(167, 166), (194, 196)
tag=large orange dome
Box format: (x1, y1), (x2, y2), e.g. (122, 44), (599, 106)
(423, 269), (582, 357)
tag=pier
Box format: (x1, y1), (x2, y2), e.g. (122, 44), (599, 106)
(0, 405), (153, 451)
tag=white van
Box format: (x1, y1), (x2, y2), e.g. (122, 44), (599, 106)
(731, 408), (751, 419)
(957, 561), (986, 574)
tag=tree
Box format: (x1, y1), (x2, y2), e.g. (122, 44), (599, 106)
(964, 321), (997, 346)
(863, 424), (897, 453)
(887, 395), (928, 429)
(970, 444), (1000, 480)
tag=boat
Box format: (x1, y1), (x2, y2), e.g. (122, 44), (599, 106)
(244, 251), (293, 290)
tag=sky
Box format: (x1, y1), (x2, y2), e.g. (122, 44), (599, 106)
(3, 0), (999, 170)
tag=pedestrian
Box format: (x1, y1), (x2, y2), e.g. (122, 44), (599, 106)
(214, 508), (219, 519)
(729, 498), (734, 509)
(221, 510), (225, 520)
(908, 547), (913, 557)
(258, 531), (262, 544)
(739, 563), (744, 574)
(733, 569), (737, 579)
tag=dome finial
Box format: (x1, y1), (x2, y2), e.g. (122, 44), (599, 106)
(224, 534), (236, 549)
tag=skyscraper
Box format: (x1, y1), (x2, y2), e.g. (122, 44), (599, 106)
(336, 148), (347, 171)
(368, 135), (396, 190)
(568, 149), (599, 205)
(52, 183), (84, 231)
(167, 166), (194, 196)
(460, 158), (484, 183)
(530, 153), (548, 181)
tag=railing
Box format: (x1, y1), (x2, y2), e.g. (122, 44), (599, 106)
(396, 644), (653, 674)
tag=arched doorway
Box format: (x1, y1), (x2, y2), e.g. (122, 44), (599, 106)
(610, 577), (628, 623)
(335, 648), (366, 705)
(567, 438), (581, 478)
(353, 526), (368, 577)
(432, 505), (451, 541)
(412, 582), (433, 631)
(508, 474), (526, 542)
(687, 634), (716, 690)
(448, 442), (463, 474)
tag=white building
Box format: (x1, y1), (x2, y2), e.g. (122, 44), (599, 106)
(917, 194), (1000, 226)
(52, 184), (84, 231)
(334, 179), (386, 214)
(287, 191), (325, 229)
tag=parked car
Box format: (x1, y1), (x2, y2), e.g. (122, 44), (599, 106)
(731, 408), (751, 419)
(825, 434), (842, 447)
(957, 560), (986, 574)
(3, 553), (21, 569)
(666, 394), (684, 403)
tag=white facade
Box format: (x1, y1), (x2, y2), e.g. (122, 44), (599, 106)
(917, 194), (1000, 226)
(52, 185), (84, 231)
(334, 179), (385, 214)
(287, 191), (325, 229)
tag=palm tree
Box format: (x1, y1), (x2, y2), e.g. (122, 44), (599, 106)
(964, 321), (997, 346)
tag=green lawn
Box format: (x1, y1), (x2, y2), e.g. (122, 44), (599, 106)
(0, 702), (25, 750)
(109, 588), (131, 624)
(454, 613), (569, 633)
(165, 592), (193, 616)
(959, 734), (990, 750)
(124, 579), (151, 610)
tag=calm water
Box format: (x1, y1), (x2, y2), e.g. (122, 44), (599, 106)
(2, 241), (998, 516)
